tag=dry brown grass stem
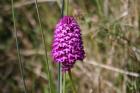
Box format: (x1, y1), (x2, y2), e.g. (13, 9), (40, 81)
(14, 0), (56, 8)
(20, 49), (140, 77)
(86, 60), (140, 77)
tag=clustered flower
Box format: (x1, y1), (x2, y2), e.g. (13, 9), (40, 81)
(51, 16), (85, 71)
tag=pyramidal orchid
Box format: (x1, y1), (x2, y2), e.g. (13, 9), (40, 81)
(51, 16), (85, 72)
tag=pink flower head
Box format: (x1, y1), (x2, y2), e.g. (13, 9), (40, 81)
(51, 16), (85, 71)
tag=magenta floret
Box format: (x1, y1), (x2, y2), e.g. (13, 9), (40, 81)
(51, 16), (85, 71)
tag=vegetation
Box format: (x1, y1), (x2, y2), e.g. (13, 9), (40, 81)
(0, 0), (140, 93)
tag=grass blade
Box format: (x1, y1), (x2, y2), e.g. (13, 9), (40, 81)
(68, 70), (77, 93)
(34, 0), (54, 93)
(60, 0), (65, 18)
(57, 0), (64, 93)
(11, 0), (27, 93)
(62, 73), (66, 93)
(95, 0), (103, 17)
(58, 63), (62, 93)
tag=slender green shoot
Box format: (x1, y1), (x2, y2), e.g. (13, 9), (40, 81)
(95, 0), (103, 17)
(64, 0), (69, 15)
(34, 0), (54, 93)
(57, 0), (65, 93)
(60, 0), (65, 18)
(62, 1), (69, 93)
(68, 70), (77, 93)
(58, 63), (62, 93)
(11, 0), (27, 93)
(63, 73), (66, 93)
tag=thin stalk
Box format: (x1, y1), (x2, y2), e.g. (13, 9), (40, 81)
(62, 1), (69, 93)
(64, 0), (69, 15)
(68, 70), (77, 93)
(57, 0), (65, 93)
(11, 0), (27, 93)
(95, 0), (102, 17)
(61, 0), (65, 18)
(58, 64), (62, 93)
(34, 0), (53, 93)
(62, 73), (66, 93)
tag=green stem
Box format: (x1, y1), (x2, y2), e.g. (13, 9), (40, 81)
(57, 0), (65, 93)
(11, 0), (27, 93)
(96, 0), (102, 17)
(68, 70), (77, 93)
(64, 0), (69, 15)
(63, 73), (66, 93)
(58, 63), (62, 93)
(34, 0), (54, 93)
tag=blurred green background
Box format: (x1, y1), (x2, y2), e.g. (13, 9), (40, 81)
(0, 0), (140, 93)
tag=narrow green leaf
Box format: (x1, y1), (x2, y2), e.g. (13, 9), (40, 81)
(57, 0), (65, 93)
(63, 73), (66, 93)
(34, 0), (54, 93)
(58, 63), (62, 93)
(68, 70), (77, 93)
(11, 0), (27, 93)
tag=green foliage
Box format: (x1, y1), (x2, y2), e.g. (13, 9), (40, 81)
(0, 0), (140, 93)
